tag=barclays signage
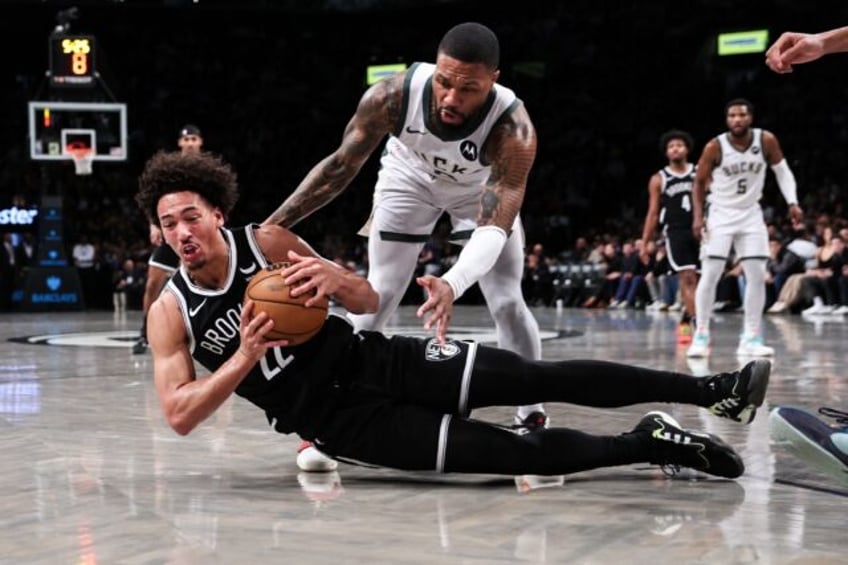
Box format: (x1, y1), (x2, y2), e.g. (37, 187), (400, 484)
(22, 267), (82, 310)
(38, 247), (67, 267)
(20, 195), (83, 311)
(29, 274), (79, 304)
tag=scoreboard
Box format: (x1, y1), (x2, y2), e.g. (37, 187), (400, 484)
(49, 35), (95, 87)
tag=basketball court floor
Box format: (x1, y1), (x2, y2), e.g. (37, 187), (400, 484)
(1, 305), (845, 563)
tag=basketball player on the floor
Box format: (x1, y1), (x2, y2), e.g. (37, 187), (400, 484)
(687, 99), (803, 358)
(639, 130), (700, 345)
(266, 23), (547, 469)
(134, 124), (204, 354)
(136, 149), (773, 484)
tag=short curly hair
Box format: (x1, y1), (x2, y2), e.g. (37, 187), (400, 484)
(659, 129), (693, 154)
(135, 150), (239, 227)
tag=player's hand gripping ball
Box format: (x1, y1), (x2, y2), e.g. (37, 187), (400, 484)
(244, 263), (329, 345)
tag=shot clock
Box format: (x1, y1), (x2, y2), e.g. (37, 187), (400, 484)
(49, 34), (95, 87)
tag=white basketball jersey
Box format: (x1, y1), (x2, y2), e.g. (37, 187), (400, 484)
(379, 62), (519, 187)
(708, 128), (767, 209)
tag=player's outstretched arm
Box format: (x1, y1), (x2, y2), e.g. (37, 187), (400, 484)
(281, 250), (379, 314)
(766, 26), (848, 73)
(254, 224), (379, 314)
(419, 103), (537, 342)
(148, 292), (278, 435)
(263, 73), (405, 228)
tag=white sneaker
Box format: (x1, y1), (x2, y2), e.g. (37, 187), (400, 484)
(802, 297), (829, 316)
(686, 331), (711, 357)
(833, 305), (848, 315)
(515, 474), (565, 493)
(668, 302), (683, 312)
(296, 440), (338, 472)
(736, 334), (774, 357)
(297, 471), (343, 502)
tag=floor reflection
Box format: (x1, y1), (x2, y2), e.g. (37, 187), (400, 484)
(1, 307), (847, 562)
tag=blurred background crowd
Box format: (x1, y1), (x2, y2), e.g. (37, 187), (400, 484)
(1, 0), (847, 312)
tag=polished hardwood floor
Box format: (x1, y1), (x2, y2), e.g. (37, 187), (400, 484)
(1, 305), (845, 563)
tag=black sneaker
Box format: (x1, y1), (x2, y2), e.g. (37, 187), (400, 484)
(511, 411), (549, 435)
(132, 338), (148, 355)
(703, 359), (771, 424)
(633, 411), (744, 479)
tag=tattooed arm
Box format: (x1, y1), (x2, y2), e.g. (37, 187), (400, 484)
(475, 102), (537, 232)
(263, 72), (405, 228)
(417, 103), (537, 343)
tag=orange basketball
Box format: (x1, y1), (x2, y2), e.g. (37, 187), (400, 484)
(244, 263), (329, 346)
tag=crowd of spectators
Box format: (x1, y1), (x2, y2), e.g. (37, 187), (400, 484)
(518, 211), (848, 320)
(1, 1), (847, 313)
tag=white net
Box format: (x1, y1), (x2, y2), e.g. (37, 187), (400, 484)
(71, 151), (94, 176)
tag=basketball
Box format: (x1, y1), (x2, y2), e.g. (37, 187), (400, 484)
(244, 263), (329, 346)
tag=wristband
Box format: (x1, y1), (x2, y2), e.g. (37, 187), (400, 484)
(440, 226), (508, 300)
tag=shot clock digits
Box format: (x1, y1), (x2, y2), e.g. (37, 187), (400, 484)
(49, 35), (95, 86)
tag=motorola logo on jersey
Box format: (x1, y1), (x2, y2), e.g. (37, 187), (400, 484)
(459, 140), (478, 161)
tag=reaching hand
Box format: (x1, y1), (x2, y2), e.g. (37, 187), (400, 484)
(692, 217), (705, 241)
(416, 275), (454, 345)
(280, 250), (337, 307)
(765, 32), (826, 73)
(239, 300), (288, 361)
(788, 203), (804, 224)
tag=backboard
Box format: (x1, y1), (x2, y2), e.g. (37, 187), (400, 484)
(28, 101), (127, 162)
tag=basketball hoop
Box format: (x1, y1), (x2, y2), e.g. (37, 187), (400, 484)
(67, 143), (94, 176)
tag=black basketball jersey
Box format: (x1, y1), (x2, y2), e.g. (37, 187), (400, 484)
(658, 164), (696, 229)
(149, 242), (179, 274)
(165, 224), (358, 437)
